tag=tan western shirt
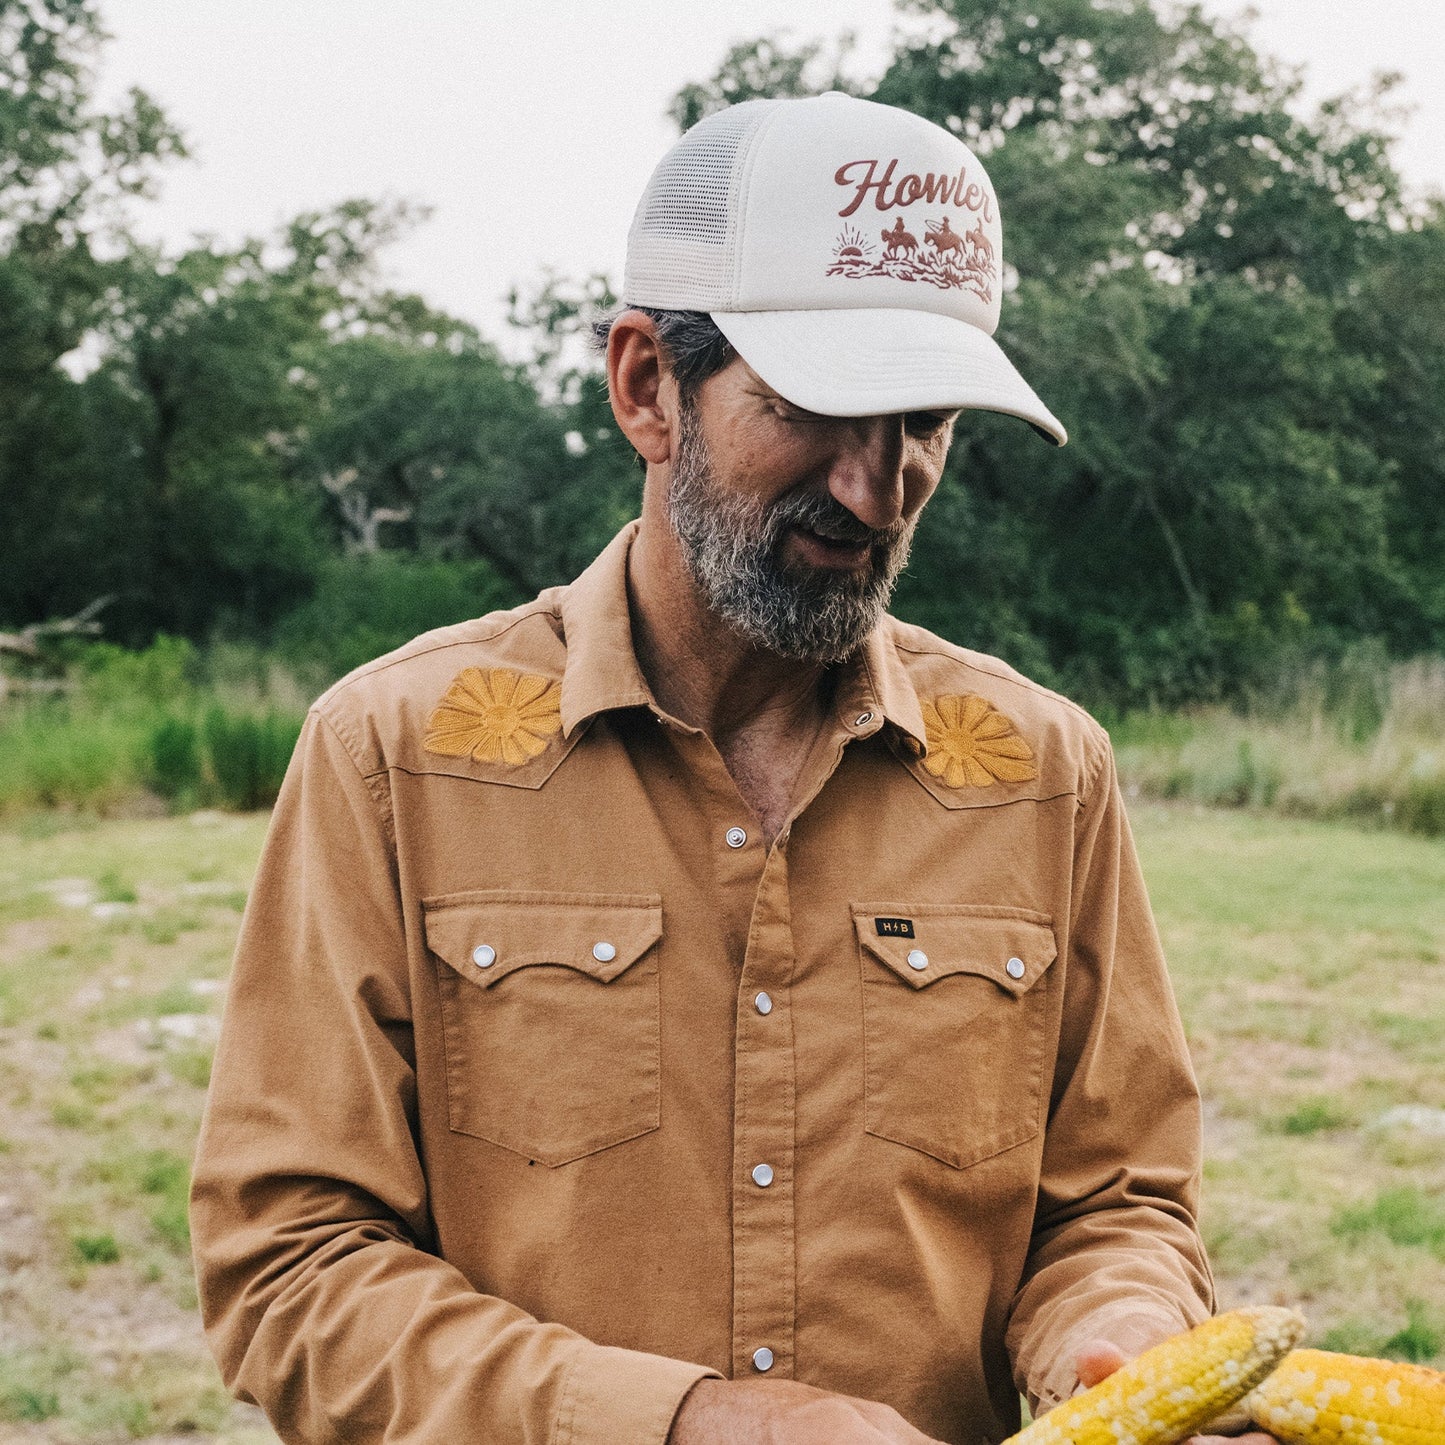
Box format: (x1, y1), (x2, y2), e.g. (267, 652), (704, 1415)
(191, 522), (1213, 1445)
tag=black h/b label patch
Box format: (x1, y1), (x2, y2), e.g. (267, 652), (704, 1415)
(874, 917), (915, 938)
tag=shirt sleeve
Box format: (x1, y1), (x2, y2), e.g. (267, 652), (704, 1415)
(189, 710), (719, 1445)
(1004, 739), (1215, 1414)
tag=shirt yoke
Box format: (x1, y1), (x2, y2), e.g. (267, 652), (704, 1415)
(310, 592), (570, 781)
(307, 591), (1111, 810)
(883, 616), (1112, 806)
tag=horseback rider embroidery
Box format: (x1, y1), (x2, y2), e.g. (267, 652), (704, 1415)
(925, 215), (965, 259)
(829, 211), (995, 303)
(881, 217), (918, 260)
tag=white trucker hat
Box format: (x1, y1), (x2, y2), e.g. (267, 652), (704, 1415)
(623, 92), (1066, 445)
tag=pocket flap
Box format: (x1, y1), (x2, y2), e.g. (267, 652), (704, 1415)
(423, 890), (663, 990)
(852, 904), (1056, 993)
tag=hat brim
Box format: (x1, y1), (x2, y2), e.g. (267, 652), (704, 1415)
(709, 307), (1067, 446)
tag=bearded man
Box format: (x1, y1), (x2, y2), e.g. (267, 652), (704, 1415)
(192, 94), (1231, 1445)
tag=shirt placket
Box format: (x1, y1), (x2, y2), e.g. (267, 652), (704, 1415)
(728, 699), (887, 1382)
(731, 841), (798, 1378)
(656, 696), (888, 1383)
(661, 722), (797, 1378)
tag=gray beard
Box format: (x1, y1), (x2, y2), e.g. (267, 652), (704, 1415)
(665, 398), (916, 665)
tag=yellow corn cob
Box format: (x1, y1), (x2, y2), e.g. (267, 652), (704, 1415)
(1246, 1349), (1445, 1445)
(1006, 1306), (1307, 1445)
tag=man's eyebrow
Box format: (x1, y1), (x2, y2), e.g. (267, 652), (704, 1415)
(744, 380), (827, 419)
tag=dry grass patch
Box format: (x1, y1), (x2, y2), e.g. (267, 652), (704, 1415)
(0, 811), (273, 1443)
(1132, 803), (1445, 1363)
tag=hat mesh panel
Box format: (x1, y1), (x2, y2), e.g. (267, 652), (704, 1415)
(624, 100), (776, 307)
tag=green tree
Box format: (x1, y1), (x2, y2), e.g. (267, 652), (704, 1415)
(0, 0), (186, 627)
(19, 205), (423, 641)
(675, 0), (1433, 704)
(669, 34), (861, 131)
(1333, 211), (1445, 649)
(298, 325), (572, 598)
(505, 273), (646, 575)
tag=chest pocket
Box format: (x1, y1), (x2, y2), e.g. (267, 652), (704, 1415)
(424, 890), (662, 1167)
(853, 903), (1057, 1170)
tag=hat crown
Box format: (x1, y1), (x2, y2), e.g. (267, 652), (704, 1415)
(625, 94), (1002, 334)
(621, 94), (1065, 445)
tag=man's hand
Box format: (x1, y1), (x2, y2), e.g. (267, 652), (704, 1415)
(668, 1377), (947, 1444)
(1071, 1339), (1278, 1445)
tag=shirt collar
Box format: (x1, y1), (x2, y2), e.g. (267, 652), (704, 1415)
(558, 521), (656, 737)
(850, 617), (929, 754)
(558, 521), (930, 753)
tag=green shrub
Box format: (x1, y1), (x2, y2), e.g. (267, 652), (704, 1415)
(1394, 772), (1445, 839)
(1332, 1187), (1445, 1256)
(135, 1147), (194, 1254)
(202, 706), (302, 811)
(1109, 653), (1445, 838)
(1204, 739), (1283, 808)
(0, 1349), (71, 1423)
(1104, 710), (1195, 750)
(95, 869), (137, 905)
(69, 1231), (120, 1264)
(144, 716), (202, 800)
(168, 1047), (214, 1088)
(150, 1197), (190, 1251)
(1277, 1099), (1351, 1135)
(0, 696), (303, 817)
(1382, 1300), (1443, 1363)
(3, 1382), (59, 1423)
(75, 635), (199, 715)
(273, 552), (516, 680)
(50, 1098), (97, 1130)
(139, 1150), (189, 1197)
(0, 705), (144, 813)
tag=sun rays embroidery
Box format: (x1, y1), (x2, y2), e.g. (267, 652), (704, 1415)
(920, 694), (1038, 789)
(423, 667), (563, 766)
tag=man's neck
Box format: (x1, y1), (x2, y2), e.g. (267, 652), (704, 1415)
(627, 514), (832, 748)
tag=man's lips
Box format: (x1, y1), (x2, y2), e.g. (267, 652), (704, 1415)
(786, 525), (873, 570)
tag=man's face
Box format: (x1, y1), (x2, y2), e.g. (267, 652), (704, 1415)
(665, 361), (956, 664)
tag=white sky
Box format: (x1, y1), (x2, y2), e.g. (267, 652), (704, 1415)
(96, 1), (1445, 350)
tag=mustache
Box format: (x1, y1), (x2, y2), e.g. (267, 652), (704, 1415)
(767, 488), (908, 550)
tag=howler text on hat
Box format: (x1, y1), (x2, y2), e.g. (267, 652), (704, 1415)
(623, 92), (1066, 445)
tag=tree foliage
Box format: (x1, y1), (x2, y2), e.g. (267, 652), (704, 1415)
(3, 0), (1443, 708)
(677, 0), (1444, 703)
(0, 2), (579, 644)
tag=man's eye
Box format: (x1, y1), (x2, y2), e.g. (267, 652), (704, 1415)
(773, 402), (826, 425)
(905, 411), (958, 438)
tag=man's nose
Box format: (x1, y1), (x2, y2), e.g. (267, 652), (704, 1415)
(825, 416), (906, 530)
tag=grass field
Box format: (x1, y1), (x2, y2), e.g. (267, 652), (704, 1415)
(0, 803), (1441, 1441)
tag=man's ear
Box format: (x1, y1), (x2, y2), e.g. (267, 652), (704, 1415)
(607, 311), (675, 466)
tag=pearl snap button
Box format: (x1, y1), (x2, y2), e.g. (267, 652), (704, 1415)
(1006, 956), (1026, 979)
(754, 991), (773, 1015)
(907, 949), (929, 971)
(472, 945), (496, 968)
(592, 941), (617, 963)
(726, 826), (747, 848)
(753, 1347), (774, 1372)
(854, 711), (873, 726)
(751, 1163), (774, 1187)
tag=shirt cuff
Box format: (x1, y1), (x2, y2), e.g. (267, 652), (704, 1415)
(1029, 1303), (1195, 1415)
(553, 1342), (722, 1445)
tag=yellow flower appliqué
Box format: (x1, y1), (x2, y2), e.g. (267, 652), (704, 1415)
(424, 667), (563, 765)
(920, 694), (1038, 789)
